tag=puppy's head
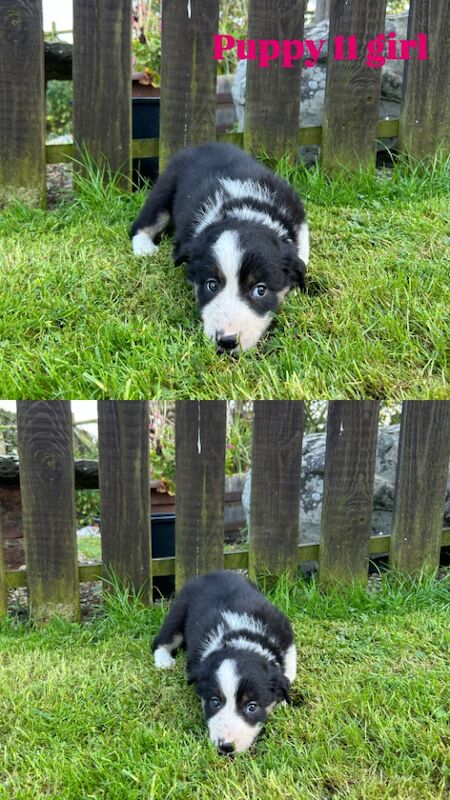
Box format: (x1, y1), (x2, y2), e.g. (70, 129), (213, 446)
(188, 651), (291, 754)
(174, 224), (305, 354)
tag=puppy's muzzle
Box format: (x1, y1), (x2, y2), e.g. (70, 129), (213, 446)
(217, 739), (235, 756)
(216, 334), (238, 354)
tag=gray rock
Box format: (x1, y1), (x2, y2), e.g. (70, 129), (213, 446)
(231, 12), (409, 161)
(46, 133), (73, 145)
(242, 424), (450, 544)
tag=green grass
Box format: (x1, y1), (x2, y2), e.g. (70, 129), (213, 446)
(1, 571), (449, 799)
(77, 535), (102, 561)
(0, 155), (449, 398)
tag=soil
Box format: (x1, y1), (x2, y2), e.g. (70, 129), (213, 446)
(7, 557), (103, 622)
(46, 163), (73, 207)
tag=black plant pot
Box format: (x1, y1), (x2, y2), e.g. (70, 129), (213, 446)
(132, 97), (160, 186)
(151, 511), (175, 600)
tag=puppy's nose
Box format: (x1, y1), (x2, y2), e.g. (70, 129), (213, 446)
(216, 334), (238, 353)
(217, 740), (235, 755)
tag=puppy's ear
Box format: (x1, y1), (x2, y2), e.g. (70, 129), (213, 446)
(280, 239), (306, 291)
(187, 660), (205, 686)
(269, 665), (292, 704)
(186, 659), (197, 685)
(173, 239), (192, 266)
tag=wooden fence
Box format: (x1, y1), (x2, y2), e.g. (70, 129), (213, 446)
(0, 0), (449, 206)
(1, 400), (449, 621)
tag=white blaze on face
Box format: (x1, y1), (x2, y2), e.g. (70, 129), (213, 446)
(201, 230), (272, 352)
(207, 659), (262, 753)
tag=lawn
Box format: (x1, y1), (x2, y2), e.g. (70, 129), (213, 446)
(1, 572), (449, 800)
(0, 155), (448, 399)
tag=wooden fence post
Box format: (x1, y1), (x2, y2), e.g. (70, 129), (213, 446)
(0, 0), (46, 207)
(244, 0), (306, 161)
(175, 401), (226, 590)
(0, 509), (6, 617)
(389, 401), (450, 574)
(73, 0), (131, 188)
(249, 401), (304, 580)
(321, 0), (387, 171)
(315, 0), (331, 23)
(16, 401), (79, 622)
(319, 401), (380, 587)
(399, 0), (450, 158)
(159, 0), (220, 171)
(97, 401), (151, 603)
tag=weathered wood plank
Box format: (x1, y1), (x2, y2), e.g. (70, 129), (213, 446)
(97, 401), (151, 602)
(46, 143), (74, 164)
(319, 401), (380, 587)
(44, 119), (399, 164)
(175, 401), (226, 589)
(0, 510), (6, 616)
(249, 401), (304, 579)
(399, 0), (450, 158)
(322, 0), (387, 170)
(77, 564), (102, 583)
(245, 0), (306, 160)
(390, 401), (450, 574)
(73, 0), (131, 187)
(0, 0), (45, 206)
(159, 0), (220, 170)
(16, 401), (79, 622)
(315, 0), (331, 23)
(376, 118), (399, 138)
(6, 529), (450, 588)
(0, 457), (97, 489)
(131, 139), (160, 159)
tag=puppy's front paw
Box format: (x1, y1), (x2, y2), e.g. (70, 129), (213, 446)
(154, 646), (175, 669)
(132, 232), (159, 256)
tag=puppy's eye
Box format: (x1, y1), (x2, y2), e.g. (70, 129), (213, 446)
(246, 702), (258, 713)
(206, 278), (219, 293)
(252, 283), (267, 298)
(210, 697), (222, 709)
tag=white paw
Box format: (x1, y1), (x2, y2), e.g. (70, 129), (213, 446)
(154, 647), (175, 669)
(132, 232), (159, 256)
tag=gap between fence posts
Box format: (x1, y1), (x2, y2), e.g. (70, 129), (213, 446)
(389, 401), (450, 574)
(16, 401), (80, 622)
(97, 401), (152, 603)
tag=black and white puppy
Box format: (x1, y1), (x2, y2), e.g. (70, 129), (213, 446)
(152, 570), (296, 754)
(131, 143), (309, 353)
